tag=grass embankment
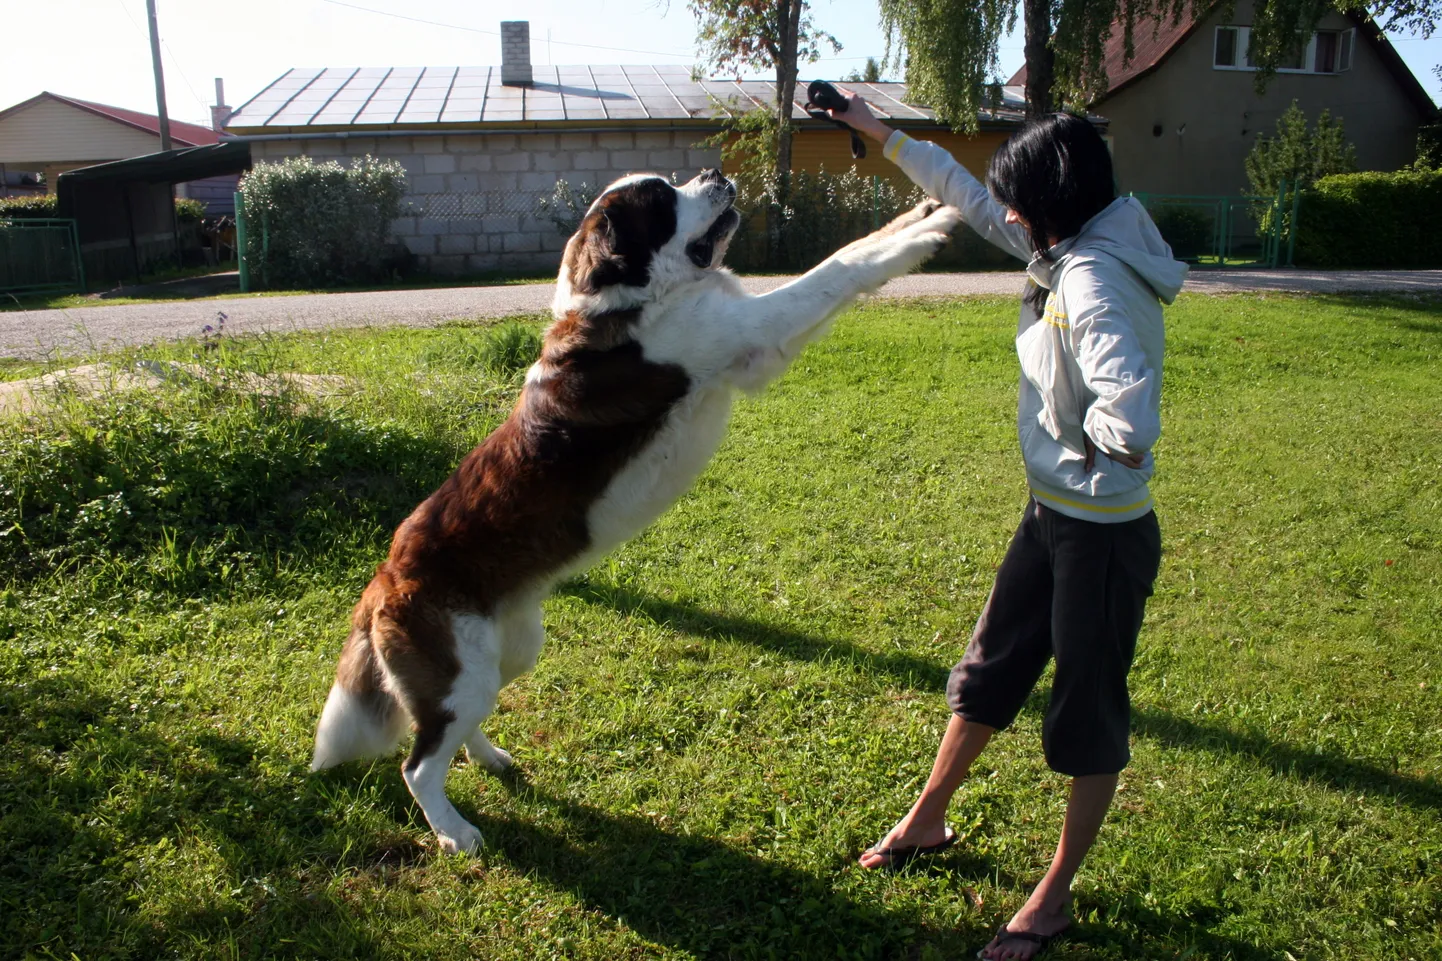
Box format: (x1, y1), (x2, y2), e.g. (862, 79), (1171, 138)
(0, 273), (556, 313)
(1, 295), (1438, 960)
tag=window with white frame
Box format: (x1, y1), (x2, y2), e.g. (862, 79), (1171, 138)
(1213, 25), (1355, 73)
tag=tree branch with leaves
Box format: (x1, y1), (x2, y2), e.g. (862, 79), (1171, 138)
(689, 0), (840, 179)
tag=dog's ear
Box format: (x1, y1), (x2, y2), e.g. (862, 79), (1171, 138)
(569, 210), (626, 294)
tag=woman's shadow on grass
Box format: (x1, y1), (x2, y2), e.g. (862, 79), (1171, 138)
(565, 579), (1442, 819)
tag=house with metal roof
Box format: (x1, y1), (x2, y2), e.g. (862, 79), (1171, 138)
(1011, 1), (1435, 196)
(223, 21), (1033, 274)
(0, 91), (241, 213)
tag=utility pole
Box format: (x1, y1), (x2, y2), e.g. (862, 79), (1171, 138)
(146, 0), (173, 150)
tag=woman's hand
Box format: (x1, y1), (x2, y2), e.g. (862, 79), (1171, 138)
(1084, 436), (1146, 472)
(827, 88), (895, 146)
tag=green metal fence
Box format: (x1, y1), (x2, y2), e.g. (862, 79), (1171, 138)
(1131, 182), (1298, 268)
(0, 217), (86, 295)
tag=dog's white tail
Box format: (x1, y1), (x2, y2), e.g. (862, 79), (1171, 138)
(311, 626), (407, 771)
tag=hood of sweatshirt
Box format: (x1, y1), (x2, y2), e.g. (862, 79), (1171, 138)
(1026, 197), (1188, 304)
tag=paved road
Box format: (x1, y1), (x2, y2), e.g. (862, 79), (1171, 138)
(4, 269), (1440, 360)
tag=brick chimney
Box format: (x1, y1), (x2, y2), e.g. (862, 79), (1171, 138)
(500, 21), (533, 86)
(210, 78), (232, 131)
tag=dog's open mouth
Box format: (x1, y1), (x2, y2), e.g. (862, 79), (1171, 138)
(687, 205), (741, 268)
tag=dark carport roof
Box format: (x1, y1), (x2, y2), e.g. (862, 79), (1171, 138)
(57, 141), (252, 186)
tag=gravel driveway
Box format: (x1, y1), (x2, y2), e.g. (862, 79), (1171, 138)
(4, 268), (1439, 360)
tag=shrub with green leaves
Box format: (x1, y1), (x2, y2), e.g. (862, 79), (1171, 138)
(174, 197), (206, 223)
(537, 179), (600, 237)
(1294, 169), (1442, 268)
(0, 194), (58, 220)
(1245, 101), (1357, 197)
(238, 155), (407, 289)
(1150, 205), (1214, 261)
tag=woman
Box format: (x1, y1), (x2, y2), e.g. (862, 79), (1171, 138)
(828, 98), (1185, 960)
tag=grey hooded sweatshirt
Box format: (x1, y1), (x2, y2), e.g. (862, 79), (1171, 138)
(884, 131), (1188, 523)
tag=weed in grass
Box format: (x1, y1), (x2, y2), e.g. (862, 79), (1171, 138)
(0, 294), (1438, 960)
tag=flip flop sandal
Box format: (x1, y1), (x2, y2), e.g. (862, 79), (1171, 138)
(975, 922), (1068, 960)
(861, 826), (957, 871)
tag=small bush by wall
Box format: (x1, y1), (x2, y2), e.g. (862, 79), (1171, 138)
(0, 195), (59, 219)
(174, 198), (206, 224)
(238, 155), (407, 289)
(1294, 170), (1442, 268)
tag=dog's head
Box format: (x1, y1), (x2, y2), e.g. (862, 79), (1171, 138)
(559, 169), (740, 300)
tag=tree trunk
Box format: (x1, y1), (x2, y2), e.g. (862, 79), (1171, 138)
(1023, 0), (1054, 118)
(768, 0), (803, 266)
(774, 0), (802, 179)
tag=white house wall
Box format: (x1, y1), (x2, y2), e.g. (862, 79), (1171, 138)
(0, 98), (163, 167)
(247, 130), (722, 274)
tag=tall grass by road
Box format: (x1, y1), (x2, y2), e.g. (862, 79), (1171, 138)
(1, 294), (1438, 960)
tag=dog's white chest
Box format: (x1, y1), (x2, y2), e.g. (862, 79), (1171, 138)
(585, 386), (734, 556)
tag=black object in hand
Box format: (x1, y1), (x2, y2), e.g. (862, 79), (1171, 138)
(804, 80), (866, 160)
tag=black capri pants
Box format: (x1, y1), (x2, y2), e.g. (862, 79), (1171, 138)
(947, 498), (1162, 777)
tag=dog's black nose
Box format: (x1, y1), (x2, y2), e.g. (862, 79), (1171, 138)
(699, 168), (725, 184)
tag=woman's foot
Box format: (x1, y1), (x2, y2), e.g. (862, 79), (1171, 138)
(977, 894), (1072, 960)
(858, 817), (955, 870)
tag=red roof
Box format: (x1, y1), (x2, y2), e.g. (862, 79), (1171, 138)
(1009, 11), (1200, 99)
(0, 92), (219, 146)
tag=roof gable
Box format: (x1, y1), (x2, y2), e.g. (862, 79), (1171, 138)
(1008, 7), (1435, 117)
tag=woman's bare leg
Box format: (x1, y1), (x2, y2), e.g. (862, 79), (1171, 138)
(858, 714), (994, 868)
(979, 772), (1118, 960)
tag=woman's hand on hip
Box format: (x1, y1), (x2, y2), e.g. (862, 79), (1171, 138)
(1084, 436), (1146, 472)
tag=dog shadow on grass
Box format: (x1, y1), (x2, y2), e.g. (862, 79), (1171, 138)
(2, 672), (415, 958)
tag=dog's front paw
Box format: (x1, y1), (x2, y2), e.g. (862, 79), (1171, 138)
(435, 820), (483, 856)
(874, 199), (941, 237)
(913, 204), (963, 239)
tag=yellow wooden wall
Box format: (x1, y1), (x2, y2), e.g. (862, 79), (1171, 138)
(790, 127), (1011, 185)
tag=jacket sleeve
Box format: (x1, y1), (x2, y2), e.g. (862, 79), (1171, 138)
(1063, 262), (1162, 456)
(884, 131), (1033, 262)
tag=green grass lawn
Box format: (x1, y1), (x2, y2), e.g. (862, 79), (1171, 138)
(1, 294), (1438, 960)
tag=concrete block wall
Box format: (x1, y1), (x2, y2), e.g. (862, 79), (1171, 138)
(249, 130), (723, 276)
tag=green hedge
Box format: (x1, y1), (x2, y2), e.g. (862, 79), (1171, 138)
(0, 195), (58, 219)
(1294, 169), (1442, 268)
(238, 155), (407, 289)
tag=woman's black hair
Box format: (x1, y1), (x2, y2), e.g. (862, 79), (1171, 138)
(987, 112), (1117, 262)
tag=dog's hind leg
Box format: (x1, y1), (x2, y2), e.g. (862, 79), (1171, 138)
(465, 600), (546, 773)
(399, 612), (502, 855)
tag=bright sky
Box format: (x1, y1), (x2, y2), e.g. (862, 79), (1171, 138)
(0, 0), (1436, 127)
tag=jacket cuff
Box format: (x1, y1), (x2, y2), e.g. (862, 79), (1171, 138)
(883, 130), (911, 163)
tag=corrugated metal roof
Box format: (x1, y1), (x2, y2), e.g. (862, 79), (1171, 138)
(225, 65), (1031, 131)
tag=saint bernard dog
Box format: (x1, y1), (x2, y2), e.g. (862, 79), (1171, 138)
(311, 168), (962, 854)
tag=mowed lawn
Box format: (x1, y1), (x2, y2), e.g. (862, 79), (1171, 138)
(1, 294), (1438, 960)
